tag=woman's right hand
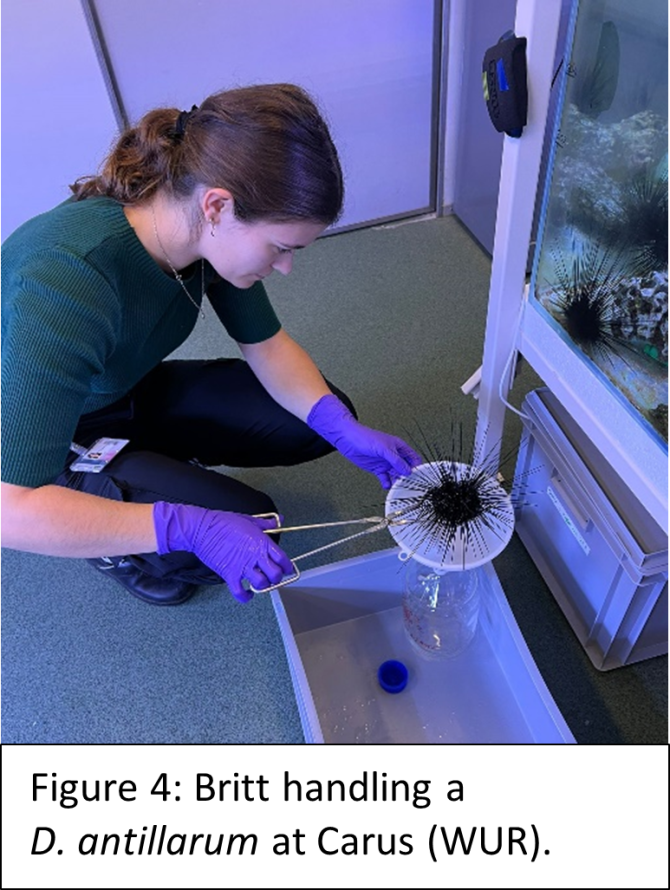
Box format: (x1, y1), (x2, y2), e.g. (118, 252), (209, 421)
(153, 502), (294, 602)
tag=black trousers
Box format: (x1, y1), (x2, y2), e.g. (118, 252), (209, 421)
(56, 359), (354, 583)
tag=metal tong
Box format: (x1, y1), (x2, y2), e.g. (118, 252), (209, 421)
(250, 511), (409, 593)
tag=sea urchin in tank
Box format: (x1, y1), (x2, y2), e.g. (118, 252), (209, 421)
(549, 240), (630, 364)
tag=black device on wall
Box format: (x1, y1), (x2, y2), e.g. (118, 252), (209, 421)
(483, 30), (528, 137)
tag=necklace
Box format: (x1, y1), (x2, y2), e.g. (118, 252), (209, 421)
(151, 204), (206, 320)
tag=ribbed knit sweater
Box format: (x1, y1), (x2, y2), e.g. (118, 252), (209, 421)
(1, 197), (281, 487)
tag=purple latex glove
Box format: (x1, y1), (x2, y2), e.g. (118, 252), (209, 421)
(307, 394), (423, 489)
(153, 502), (295, 603)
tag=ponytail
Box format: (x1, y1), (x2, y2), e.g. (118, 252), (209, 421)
(71, 84), (344, 225)
(71, 107), (188, 203)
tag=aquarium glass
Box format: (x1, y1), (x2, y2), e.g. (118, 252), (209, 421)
(531, 0), (668, 444)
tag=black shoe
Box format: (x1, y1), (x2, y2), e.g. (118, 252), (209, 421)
(86, 556), (198, 606)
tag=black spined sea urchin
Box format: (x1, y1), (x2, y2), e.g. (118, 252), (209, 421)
(386, 418), (539, 570)
(548, 240), (631, 365)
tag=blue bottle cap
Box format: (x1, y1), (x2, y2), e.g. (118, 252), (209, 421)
(377, 659), (408, 694)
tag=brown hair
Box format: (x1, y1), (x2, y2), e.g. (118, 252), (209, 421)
(71, 83), (344, 225)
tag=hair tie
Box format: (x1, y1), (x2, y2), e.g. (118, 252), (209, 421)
(173, 105), (199, 141)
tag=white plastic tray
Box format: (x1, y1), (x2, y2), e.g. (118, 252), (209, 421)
(271, 548), (575, 743)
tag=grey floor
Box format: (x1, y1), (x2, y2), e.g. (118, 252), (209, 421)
(2, 215), (667, 745)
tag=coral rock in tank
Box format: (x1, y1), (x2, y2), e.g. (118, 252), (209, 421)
(551, 106), (668, 236)
(610, 271), (668, 364)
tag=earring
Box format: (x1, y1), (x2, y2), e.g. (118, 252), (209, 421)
(209, 218), (217, 237)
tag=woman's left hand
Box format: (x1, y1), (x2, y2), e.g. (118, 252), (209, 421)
(307, 394), (423, 489)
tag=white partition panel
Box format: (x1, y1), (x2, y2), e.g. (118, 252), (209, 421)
(91, 0), (437, 230)
(1, 0), (119, 238)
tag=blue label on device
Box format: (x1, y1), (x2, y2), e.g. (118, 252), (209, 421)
(497, 58), (509, 91)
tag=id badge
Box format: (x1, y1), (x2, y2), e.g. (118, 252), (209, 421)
(70, 437), (130, 473)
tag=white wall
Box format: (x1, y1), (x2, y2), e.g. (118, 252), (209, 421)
(1, 0), (438, 238)
(442, 0), (517, 253)
(93, 0), (436, 231)
(1, 0), (119, 238)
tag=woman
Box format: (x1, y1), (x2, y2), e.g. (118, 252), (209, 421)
(1, 83), (422, 606)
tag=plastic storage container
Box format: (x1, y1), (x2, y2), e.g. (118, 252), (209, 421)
(271, 548), (575, 744)
(513, 388), (668, 671)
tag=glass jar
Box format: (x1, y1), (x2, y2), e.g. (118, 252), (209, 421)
(402, 559), (481, 659)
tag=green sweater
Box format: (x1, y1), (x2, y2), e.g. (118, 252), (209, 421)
(1, 197), (281, 487)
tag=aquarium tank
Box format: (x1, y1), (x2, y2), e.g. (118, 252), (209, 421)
(530, 0), (668, 444)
